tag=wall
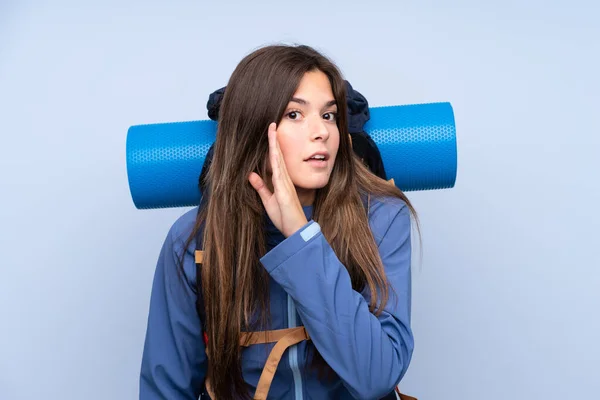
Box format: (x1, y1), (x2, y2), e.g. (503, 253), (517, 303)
(1, 1), (599, 398)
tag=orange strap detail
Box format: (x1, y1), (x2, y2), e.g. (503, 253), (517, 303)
(204, 327), (310, 399)
(195, 250), (204, 264)
(396, 385), (418, 400)
(240, 326), (309, 347)
(253, 327), (310, 400)
(398, 392), (418, 400)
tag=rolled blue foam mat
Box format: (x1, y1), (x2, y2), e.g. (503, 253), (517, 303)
(126, 102), (457, 210)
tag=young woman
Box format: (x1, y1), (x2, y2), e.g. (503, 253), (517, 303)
(140, 44), (418, 400)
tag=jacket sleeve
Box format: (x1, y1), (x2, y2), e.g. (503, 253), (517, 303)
(139, 222), (207, 399)
(260, 202), (414, 400)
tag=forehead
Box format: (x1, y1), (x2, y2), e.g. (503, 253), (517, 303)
(292, 70), (335, 102)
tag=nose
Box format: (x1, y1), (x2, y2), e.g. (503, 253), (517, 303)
(308, 115), (330, 141)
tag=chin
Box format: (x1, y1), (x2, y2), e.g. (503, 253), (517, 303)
(296, 178), (330, 190)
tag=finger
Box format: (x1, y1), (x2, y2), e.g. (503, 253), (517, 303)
(274, 133), (291, 182)
(248, 172), (272, 205)
(268, 123), (282, 183)
(272, 127), (296, 196)
(268, 122), (277, 160)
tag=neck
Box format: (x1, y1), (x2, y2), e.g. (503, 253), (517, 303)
(295, 187), (316, 207)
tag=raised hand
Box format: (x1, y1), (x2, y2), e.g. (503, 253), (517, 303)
(248, 123), (308, 238)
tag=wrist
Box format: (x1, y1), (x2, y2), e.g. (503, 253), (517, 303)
(285, 216), (309, 238)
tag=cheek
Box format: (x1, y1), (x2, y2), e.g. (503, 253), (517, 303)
(277, 131), (302, 164)
(330, 129), (341, 158)
(277, 133), (308, 185)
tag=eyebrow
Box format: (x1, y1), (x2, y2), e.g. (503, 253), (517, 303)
(290, 97), (337, 108)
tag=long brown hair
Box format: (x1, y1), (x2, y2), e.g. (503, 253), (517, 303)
(182, 44), (419, 399)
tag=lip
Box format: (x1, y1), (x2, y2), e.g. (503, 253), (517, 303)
(305, 158), (328, 168)
(304, 151), (330, 161)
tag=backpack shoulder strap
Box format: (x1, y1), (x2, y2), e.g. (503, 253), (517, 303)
(193, 221), (208, 344)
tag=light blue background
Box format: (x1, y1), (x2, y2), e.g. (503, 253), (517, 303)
(1, 1), (599, 399)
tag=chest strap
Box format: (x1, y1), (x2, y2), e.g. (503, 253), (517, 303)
(205, 326), (310, 400)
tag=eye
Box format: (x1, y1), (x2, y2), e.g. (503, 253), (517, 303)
(323, 112), (338, 122)
(285, 110), (303, 120)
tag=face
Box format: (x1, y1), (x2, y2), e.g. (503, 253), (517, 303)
(273, 70), (340, 206)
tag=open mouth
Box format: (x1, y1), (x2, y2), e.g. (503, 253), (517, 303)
(304, 153), (330, 161)
(305, 155), (329, 168)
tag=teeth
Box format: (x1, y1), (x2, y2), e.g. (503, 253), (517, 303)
(311, 155), (325, 160)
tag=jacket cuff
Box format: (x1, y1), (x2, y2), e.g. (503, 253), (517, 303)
(260, 220), (322, 273)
